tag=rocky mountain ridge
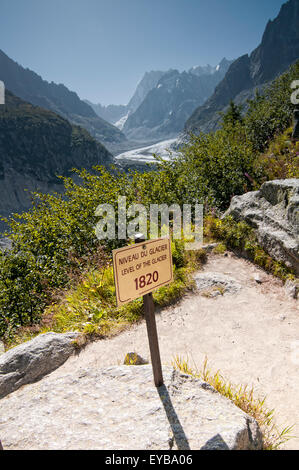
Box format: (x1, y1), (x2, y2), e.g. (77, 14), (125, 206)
(84, 70), (166, 129)
(0, 49), (126, 151)
(0, 91), (113, 229)
(86, 59), (232, 142)
(84, 100), (128, 128)
(122, 59), (232, 142)
(186, 0), (299, 133)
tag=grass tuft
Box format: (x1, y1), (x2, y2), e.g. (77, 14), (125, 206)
(204, 215), (295, 282)
(172, 355), (295, 450)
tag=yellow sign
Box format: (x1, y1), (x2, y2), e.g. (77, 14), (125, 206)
(112, 237), (173, 306)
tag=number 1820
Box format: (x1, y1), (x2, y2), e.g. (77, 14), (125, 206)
(134, 271), (159, 290)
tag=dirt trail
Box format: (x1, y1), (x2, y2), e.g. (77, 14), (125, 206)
(50, 253), (299, 450)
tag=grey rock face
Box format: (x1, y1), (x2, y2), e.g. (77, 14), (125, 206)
(225, 179), (299, 275)
(186, 0), (299, 134)
(0, 366), (263, 450)
(189, 58), (233, 79)
(124, 61), (233, 142)
(0, 332), (79, 399)
(127, 70), (166, 113)
(284, 279), (299, 299)
(123, 70), (206, 141)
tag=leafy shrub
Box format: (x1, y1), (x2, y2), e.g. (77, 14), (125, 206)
(244, 61), (299, 153)
(171, 239), (186, 268)
(163, 121), (256, 210)
(0, 250), (46, 336)
(254, 128), (299, 181)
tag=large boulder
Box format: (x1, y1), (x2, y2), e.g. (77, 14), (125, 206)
(0, 365), (263, 450)
(194, 272), (242, 296)
(0, 332), (79, 399)
(224, 179), (299, 275)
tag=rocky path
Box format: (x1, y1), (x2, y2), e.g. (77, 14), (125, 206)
(48, 253), (299, 449)
(1, 253), (298, 450)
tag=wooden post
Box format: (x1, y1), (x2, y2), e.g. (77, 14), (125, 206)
(135, 234), (164, 387)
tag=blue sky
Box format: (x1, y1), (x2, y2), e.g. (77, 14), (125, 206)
(0, 0), (287, 105)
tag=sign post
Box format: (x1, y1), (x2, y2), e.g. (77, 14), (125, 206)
(136, 234), (164, 387)
(112, 234), (173, 387)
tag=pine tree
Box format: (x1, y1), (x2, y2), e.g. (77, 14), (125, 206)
(221, 100), (243, 127)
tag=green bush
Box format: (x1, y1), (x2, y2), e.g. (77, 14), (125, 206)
(0, 250), (46, 336)
(244, 61), (299, 153)
(254, 128), (299, 181)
